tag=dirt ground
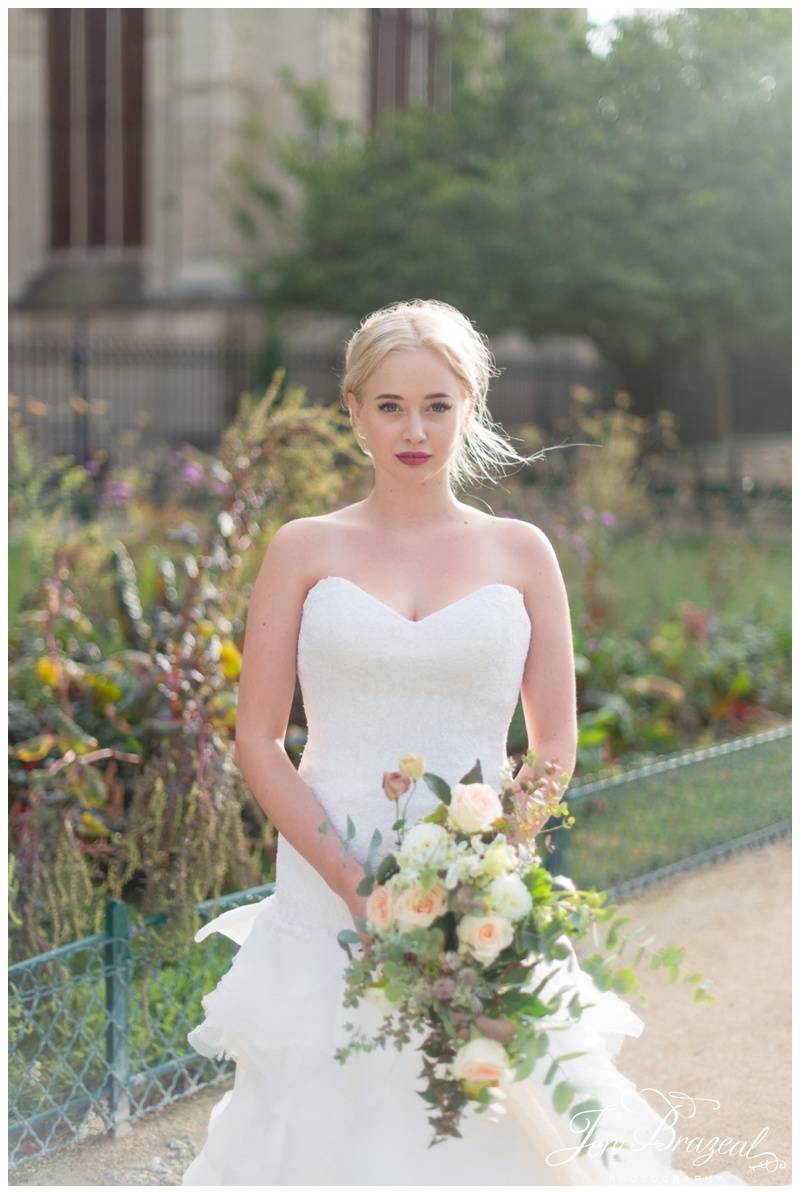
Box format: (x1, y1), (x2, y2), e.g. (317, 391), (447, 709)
(11, 837), (791, 1187)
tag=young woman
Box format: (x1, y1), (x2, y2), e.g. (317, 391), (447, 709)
(182, 300), (747, 1186)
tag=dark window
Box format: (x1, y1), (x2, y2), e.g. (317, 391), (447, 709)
(46, 8), (144, 251)
(369, 9), (450, 124)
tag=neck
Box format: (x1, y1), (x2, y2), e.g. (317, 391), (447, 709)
(358, 473), (466, 532)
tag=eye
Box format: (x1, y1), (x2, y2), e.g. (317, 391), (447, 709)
(377, 401), (452, 414)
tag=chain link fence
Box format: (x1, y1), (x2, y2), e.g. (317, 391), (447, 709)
(8, 726), (791, 1170)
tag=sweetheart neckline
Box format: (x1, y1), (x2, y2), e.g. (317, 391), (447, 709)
(302, 575), (529, 627)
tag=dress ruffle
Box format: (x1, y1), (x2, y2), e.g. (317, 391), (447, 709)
(184, 893), (747, 1185)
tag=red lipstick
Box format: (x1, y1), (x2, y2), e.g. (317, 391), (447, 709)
(396, 452), (432, 466)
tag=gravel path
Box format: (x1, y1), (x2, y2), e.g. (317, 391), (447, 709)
(11, 838), (790, 1186)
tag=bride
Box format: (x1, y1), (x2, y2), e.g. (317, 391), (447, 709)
(182, 299), (747, 1185)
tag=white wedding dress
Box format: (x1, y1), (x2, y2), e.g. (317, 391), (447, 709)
(182, 576), (748, 1185)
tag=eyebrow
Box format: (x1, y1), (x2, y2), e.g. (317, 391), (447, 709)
(372, 392), (453, 401)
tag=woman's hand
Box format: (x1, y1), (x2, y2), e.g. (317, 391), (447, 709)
(338, 862), (372, 950)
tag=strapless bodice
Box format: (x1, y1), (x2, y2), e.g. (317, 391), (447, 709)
(273, 576), (532, 930)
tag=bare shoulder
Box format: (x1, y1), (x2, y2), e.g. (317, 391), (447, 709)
(263, 515), (330, 581)
(499, 516), (556, 556)
(495, 517), (568, 598)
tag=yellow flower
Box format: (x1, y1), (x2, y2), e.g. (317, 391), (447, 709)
(196, 620), (215, 640)
(35, 657), (62, 688)
(398, 754), (425, 781)
(219, 640), (242, 679)
(78, 811), (111, 839)
(14, 733), (57, 762)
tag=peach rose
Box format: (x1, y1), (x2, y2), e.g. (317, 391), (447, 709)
(452, 1036), (511, 1087)
(382, 771), (412, 801)
(394, 881), (449, 932)
(449, 783), (504, 834)
(457, 912), (514, 965)
(365, 883), (394, 931)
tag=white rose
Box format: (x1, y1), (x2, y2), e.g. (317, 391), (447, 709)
(487, 873), (532, 922)
(451, 1036), (511, 1086)
(399, 822), (452, 870)
(457, 912), (515, 965)
(449, 783), (504, 834)
(394, 881), (449, 931)
(365, 984), (396, 1013)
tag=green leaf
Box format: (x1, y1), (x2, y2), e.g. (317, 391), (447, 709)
(605, 915), (631, 949)
(552, 1081), (575, 1115)
(356, 875), (375, 897)
(422, 772), (452, 806)
(376, 854), (399, 883)
(458, 759), (483, 785)
(337, 928), (361, 946)
(345, 815), (356, 841)
(318, 819), (329, 835)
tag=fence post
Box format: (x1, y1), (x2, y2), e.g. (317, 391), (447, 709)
(104, 898), (131, 1135)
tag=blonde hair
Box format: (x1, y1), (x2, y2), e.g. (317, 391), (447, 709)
(339, 298), (546, 494)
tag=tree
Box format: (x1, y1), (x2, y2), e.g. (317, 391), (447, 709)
(227, 9), (790, 409)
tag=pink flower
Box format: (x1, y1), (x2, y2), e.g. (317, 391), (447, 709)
(180, 461), (205, 488)
(682, 604), (709, 645)
(382, 771), (412, 801)
(580, 506), (595, 521)
(600, 511), (616, 528)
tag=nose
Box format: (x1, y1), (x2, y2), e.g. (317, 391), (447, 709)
(403, 411), (427, 445)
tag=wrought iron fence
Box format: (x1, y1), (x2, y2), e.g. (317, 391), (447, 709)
(8, 726), (791, 1170)
(7, 327), (617, 469)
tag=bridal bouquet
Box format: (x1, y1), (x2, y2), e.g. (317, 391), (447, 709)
(325, 751), (712, 1154)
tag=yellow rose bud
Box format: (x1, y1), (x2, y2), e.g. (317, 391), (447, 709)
(398, 754), (425, 781)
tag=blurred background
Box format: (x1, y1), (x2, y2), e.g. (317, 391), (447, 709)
(7, 8), (791, 1174)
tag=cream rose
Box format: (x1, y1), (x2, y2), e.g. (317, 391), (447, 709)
(457, 912), (515, 965)
(487, 873), (533, 922)
(394, 881), (449, 931)
(398, 754), (426, 780)
(449, 783), (503, 834)
(399, 822), (452, 870)
(365, 883), (394, 931)
(452, 1036), (511, 1086)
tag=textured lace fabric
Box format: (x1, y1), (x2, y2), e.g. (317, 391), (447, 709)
(182, 578), (750, 1186)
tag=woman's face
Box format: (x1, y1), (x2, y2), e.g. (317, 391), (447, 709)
(346, 347), (474, 482)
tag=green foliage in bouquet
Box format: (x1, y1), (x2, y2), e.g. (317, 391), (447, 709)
(329, 753), (713, 1153)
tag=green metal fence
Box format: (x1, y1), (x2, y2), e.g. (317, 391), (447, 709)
(8, 726), (791, 1171)
(8, 882), (274, 1170)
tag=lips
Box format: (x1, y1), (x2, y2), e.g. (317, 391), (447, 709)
(396, 453), (431, 461)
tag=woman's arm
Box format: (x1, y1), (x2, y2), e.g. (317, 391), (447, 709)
(511, 521), (579, 840)
(234, 519), (365, 921)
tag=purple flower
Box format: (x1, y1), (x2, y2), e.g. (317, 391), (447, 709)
(103, 480), (134, 509)
(85, 460), (99, 477)
(180, 461), (205, 488)
(600, 511), (616, 528)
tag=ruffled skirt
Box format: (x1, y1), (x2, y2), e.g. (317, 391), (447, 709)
(182, 885), (748, 1186)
